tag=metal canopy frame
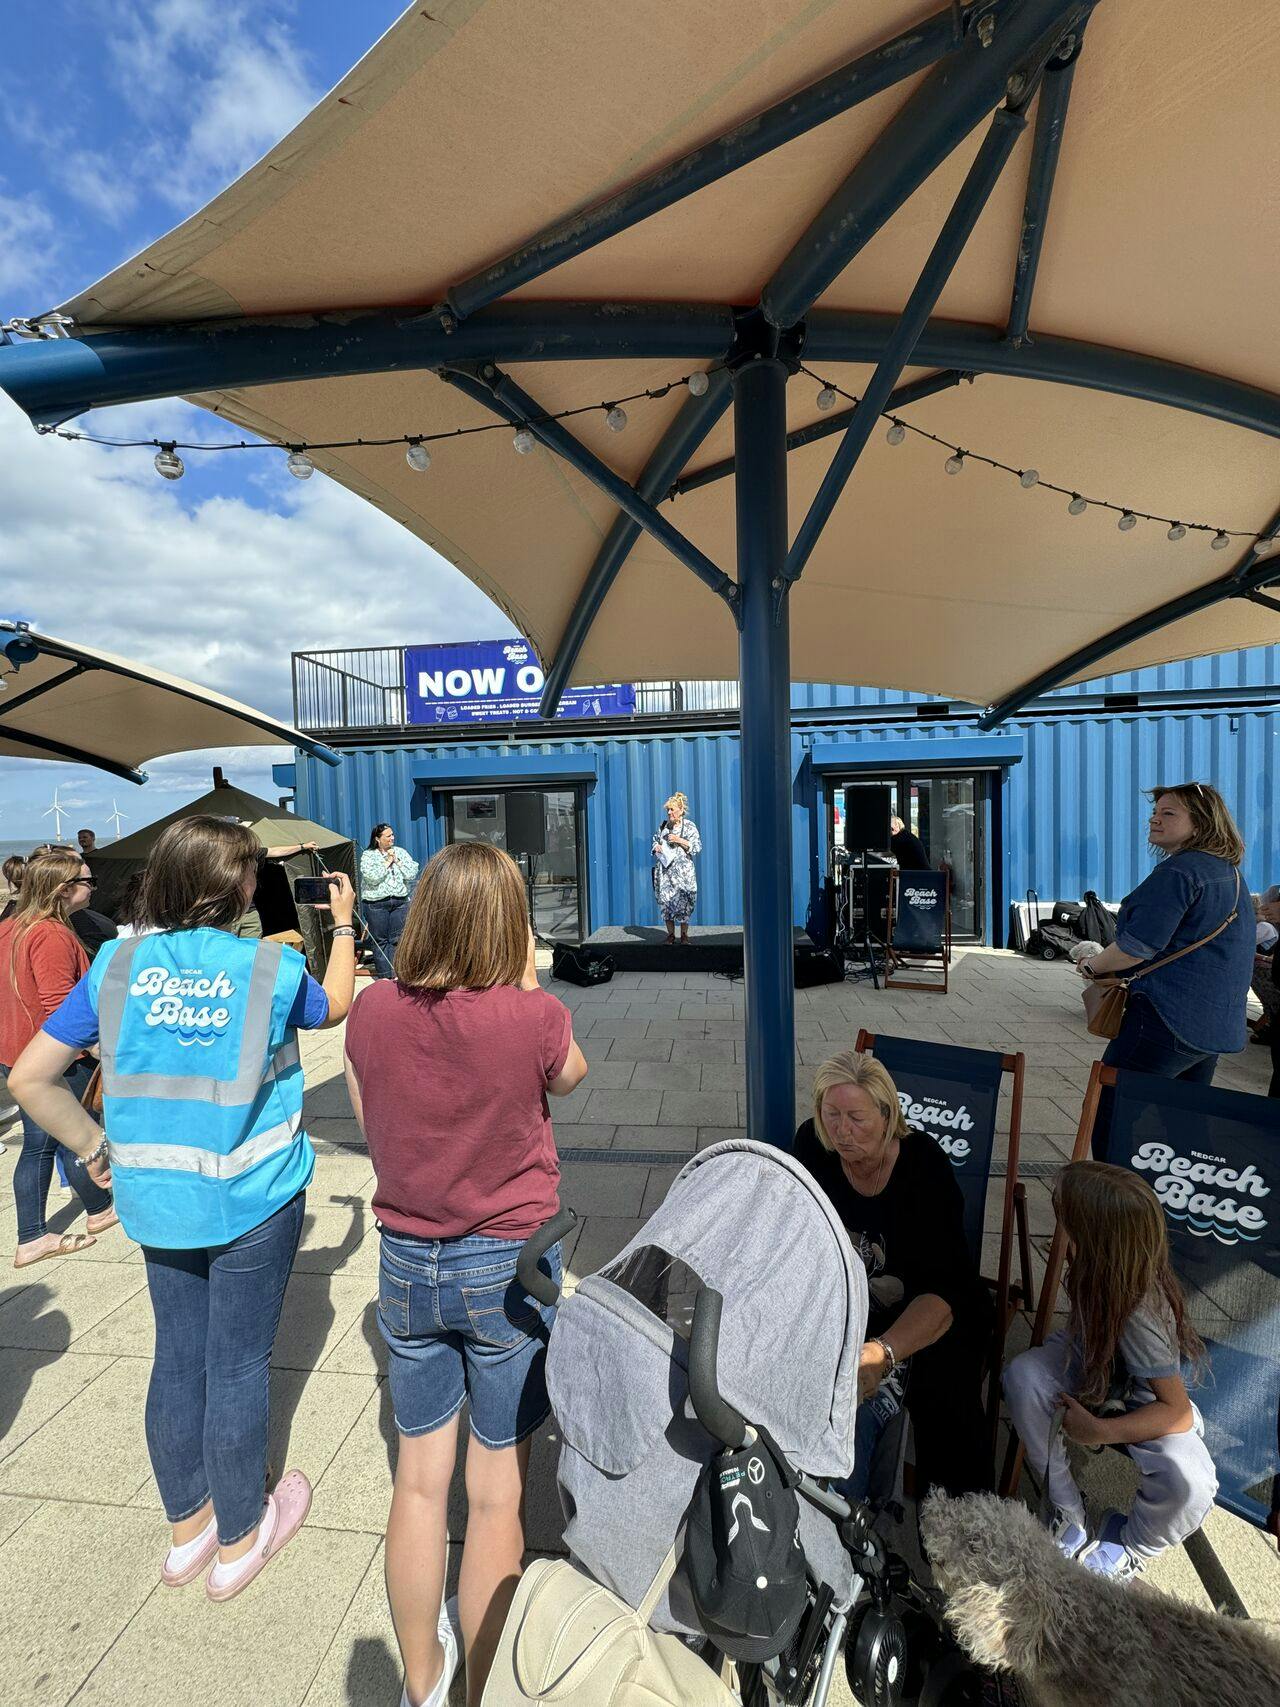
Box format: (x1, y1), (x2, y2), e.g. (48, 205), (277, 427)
(4, 0), (1278, 1143)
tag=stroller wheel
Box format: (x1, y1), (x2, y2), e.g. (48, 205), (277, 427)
(845, 1601), (908, 1707)
(1039, 944), (1058, 960)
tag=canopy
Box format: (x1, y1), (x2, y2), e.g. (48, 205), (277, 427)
(3, 0), (1275, 713)
(0, 622), (339, 783)
(88, 774), (356, 973)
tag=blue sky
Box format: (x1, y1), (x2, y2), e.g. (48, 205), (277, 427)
(0, 1), (502, 839)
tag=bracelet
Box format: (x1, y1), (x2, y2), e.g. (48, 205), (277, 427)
(81, 1135), (110, 1168)
(331, 926), (356, 939)
(873, 1336), (897, 1375)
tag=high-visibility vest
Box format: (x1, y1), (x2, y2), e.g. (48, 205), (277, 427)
(91, 930), (315, 1249)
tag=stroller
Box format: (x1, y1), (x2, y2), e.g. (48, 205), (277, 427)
(505, 1140), (991, 1706)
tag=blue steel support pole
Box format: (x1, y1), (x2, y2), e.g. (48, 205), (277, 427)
(761, 0), (1090, 329)
(1006, 29), (1083, 345)
(733, 355), (795, 1147)
(785, 105), (1026, 584)
(539, 370), (733, 717)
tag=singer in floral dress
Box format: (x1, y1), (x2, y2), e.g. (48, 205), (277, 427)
(652, 792), (702, 944)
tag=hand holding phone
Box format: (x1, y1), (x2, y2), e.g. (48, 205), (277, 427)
(294, 874), (338, 907)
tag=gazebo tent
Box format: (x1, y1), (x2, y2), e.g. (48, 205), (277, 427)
(1, 0), (1277, 1139)
(89, 775), (357, 974)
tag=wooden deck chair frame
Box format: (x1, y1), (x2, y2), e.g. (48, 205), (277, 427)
(884, 868), (952, 994)
(855, 1030), (1032, 1473)
(998, 1061), (1252, 1615)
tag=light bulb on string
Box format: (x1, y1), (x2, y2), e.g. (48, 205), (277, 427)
(1255, 536), (1276, 558)
(286, 450), (314, 480)
(605, 405), (628, 433)
(1019, 469), (1039, 488)
(945, 451), (965, 475)
(1067, 493), (1087, 515)
(1167, 522), (1186, 542)
(687, 371), (710, 398)
(512, 428), (536, 455)
(885, 421), (906, 446)
(153, 444), (184, 480)
(1118, 510), (1137, 532)
(1211, 530), (1231, 550)
(405, 441), (431, 472)
(816, 386), (837, 412)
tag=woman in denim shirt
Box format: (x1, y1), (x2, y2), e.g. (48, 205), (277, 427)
(1078, 784), (1253, 1143)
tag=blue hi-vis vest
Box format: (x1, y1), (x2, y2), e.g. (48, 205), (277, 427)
(91, 930), (315, 1249)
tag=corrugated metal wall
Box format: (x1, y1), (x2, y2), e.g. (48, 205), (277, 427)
(296, 697), (1279, 941)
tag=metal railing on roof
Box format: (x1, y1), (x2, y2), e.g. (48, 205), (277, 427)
(291, 646), (741, 732)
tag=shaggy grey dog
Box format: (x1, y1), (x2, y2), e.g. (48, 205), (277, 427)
(920, 1492), (1280, 1707)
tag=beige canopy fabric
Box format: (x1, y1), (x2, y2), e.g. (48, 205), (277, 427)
(39, 0), (1280, 706)
(0, 623), (335, 780)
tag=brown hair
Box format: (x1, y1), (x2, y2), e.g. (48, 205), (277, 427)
(812, 1050), (911, 1150)
(1054, 1161), (1203, 1406)
(140, 816), (261, 931)
(2, 854), (26, 892)
(6, 848), (85, 993)
(1149, 782), (1244, 865)
(395, 842), (527, 990)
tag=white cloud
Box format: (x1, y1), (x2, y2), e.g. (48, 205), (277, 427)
(0, 187), (60, 298)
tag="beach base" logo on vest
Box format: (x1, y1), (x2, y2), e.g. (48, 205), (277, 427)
(129, 966), (236, 1047)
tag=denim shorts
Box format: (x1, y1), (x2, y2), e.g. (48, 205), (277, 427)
(377, 1229), (561, 1449)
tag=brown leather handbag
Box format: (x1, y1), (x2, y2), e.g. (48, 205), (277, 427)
(1082, 870), (1241, 1040)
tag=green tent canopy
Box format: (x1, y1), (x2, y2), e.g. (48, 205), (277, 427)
(88, 772), (356, 974)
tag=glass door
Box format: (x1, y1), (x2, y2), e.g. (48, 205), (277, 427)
(447, 788), (585, 940)
(830, 772), (986, 940)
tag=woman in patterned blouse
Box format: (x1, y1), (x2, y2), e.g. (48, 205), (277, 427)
(359, 824), (420, 978)
(652, 792), (702, 945)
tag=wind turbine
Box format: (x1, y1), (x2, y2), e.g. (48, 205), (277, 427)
(42, 787), (68, 843)
(107, 800), (129, 841)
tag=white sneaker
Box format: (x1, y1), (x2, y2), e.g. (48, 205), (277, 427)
(401, 1617), (459, 1707)
(1049, 1507), (1089, 1560)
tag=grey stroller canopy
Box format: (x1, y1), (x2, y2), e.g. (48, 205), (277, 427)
(546, 1138), (870, 1638)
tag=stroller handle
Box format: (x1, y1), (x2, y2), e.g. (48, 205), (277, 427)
(688, 1286), (748, 1449)
(516, 1207), (578, 1307)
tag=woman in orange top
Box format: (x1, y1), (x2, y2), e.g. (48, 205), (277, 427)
(0, 848), (116, 1265)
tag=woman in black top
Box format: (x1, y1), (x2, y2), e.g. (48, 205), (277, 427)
(794, 1051), (993, 1498)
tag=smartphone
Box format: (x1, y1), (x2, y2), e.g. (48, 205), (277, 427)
(294, 875), (337, 905)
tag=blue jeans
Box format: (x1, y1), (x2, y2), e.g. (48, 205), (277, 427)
(378, 1230), (560, 1448)
(1096, 993), (1218, 1158)
(11, 1058), (112, 1244)
(835, 1366), (907, 1505)
(142, 1190), (305, 1544)
(364, 896), (408, 978)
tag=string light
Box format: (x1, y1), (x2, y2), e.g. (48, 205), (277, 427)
(816, 385), (837, 411)
(153, 444), (184, 480)
(605, 405), (628, 433)
(1068, 493), (1087, 515)
(1118, 510), (1137, 532)
(1212, 530), (1231, 550)
(1167, 522), (1186, 542)
(687, 371), (710, 398)
(945, 451), (965, 475)
(286, 450), (314, 480)
(512, 428), (536, 455)
(405, 441), (431, 472)
(1255, 536), (1277, 558)
(1019, 468), (1039, 488)
(885, 420), (906, 446)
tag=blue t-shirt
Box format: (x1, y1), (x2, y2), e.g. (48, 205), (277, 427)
(1115, 850), (1252, 1053)
(45, 964), (329, 1050)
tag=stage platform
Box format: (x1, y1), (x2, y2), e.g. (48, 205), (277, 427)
(581, 924), (813, 974)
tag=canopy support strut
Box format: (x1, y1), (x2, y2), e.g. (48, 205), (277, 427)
(0, 724), (146, 784)
(440, 365), (740, 619)
(0, 662), (90, 719)
(1006, 22), (1086, 345)
(539, 370), (733, 718)
(733, 354), (795, 1145)
(785, 103), (1028, 586)
(979, 507), (1280, 726)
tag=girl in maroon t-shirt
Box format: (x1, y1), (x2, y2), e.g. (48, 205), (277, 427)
(344, 842), (586, 1707)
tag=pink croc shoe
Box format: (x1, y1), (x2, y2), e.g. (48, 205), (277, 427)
(161, 1513), (219, 1587)
(205, 1470), (312, 1602)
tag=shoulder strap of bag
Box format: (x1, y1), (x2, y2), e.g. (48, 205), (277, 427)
(1112, 869), (1241, 987)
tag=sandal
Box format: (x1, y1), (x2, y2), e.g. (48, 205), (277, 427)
(13, 1230), (97, 1268)
(205, 1470), (312, 1602)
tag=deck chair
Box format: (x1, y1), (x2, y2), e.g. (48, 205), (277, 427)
(855, 1030), (1032, 1469)
(884, 868), (951, 993)
(1008, 1062), (1280, 1610)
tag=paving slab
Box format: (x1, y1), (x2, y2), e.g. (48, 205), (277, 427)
(0, 1262), (147, 1351)
(0, 1353), (154, 1504)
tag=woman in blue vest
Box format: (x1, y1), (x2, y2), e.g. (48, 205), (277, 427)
(9, 816), (356, 1600)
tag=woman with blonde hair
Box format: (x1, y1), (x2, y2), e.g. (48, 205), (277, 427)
(1079, 784), (1253, 1144)
(344, 840), (588, 1707)
(1, 847), (115, 1264)
(652, 790), (701, 945)
(1004, 1162), (1215, 1582)
(794, 1050), (992, 1497)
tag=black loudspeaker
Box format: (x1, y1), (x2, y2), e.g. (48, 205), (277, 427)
(551, 942), (614, 986)
(794, 944), (845, 988)
(844, 785), (893, 853)
(505, 791), (546, 856)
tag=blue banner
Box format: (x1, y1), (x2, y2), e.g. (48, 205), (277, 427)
(405, 639), (635, 725)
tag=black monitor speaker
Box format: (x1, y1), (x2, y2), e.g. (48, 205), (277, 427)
(843, 785), (892, 854)
(505, 790), (546, 856)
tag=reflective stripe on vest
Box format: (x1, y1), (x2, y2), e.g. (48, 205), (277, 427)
(99, 935), (287, 1106)
(110, 1113), (301, 1179)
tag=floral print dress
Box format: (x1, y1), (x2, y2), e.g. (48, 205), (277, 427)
(653, 818), (702, 924)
